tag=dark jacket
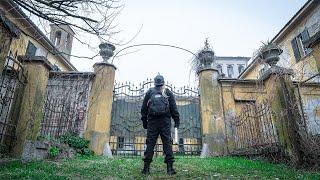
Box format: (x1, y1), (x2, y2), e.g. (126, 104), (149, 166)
(141, 87), (180, 127)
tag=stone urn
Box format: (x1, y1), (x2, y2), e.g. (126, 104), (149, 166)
(99, 42), (115, 62)
(259, 43), (283, 67)
(197, 39), (215, 70)
(198, 49), (215, 68)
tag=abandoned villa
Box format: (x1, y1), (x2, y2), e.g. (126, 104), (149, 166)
(0, 0), (319, 167)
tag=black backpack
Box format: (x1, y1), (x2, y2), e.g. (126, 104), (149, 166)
(147, 88), (170, 116)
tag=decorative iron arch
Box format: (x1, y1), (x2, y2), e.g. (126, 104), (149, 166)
(111, 43), (199, 63)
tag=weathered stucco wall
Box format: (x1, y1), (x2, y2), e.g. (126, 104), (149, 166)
(14, 58), (50, 158)
(241, 4), (320, 81)
(220, 73), (320, 155)
(221, 80), (267, 116)
(3, 11), (72, 71)
(240, 63), (265, 80)
(85, 63), (116, 155)
(198, 69), (225, 156)
(276, 5), (320, 81)
(297, 84), (320, 135)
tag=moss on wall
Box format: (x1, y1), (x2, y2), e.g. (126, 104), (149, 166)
(14, 62), (50, 156)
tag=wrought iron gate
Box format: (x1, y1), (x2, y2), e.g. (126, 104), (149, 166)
(40, 72), (94, 138)
(0, 57), (26, 152)
(110, 79), (202, 157)
(229, 101), (280, 155)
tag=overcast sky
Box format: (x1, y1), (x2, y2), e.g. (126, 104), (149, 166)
(70, 0), (307, 87)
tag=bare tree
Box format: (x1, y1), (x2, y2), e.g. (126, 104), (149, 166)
(13, 0), (122, 44)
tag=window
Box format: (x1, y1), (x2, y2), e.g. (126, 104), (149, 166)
(54, 31), (62, 46)
(227, 65), (233, 78)
(118, 137), (124, 149)
(26, 41), (37, 56)
(238, 65), (245, 74)
(65, 33), (71, 49)
(291, 29), (312, 62)
(217, 64), (223, 74)
(5, 51), (14, 67)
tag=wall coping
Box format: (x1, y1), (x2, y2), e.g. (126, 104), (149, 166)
(18, 56), (53, 70)
(258, 66), (294, 81)
(197, 67), (219, 74)
(219, 78), (258, 84)
(93, 62), (117, 70)
(49, 71), (95, 78)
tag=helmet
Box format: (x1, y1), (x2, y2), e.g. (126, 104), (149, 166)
(154, 74), (165, 86)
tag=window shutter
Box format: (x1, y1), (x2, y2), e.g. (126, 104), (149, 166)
(291, 38), (301, 62)
(301, 29), (312, 54)
(301, 29), (310, 42)
(26, 41), (37, 56)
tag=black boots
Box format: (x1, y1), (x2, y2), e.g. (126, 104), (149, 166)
(166, 162), (176, 175)
(141, 162), (150, 175)
(142, 162), (176, 175)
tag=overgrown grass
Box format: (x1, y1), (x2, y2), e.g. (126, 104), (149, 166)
(1, 156), (319, 179)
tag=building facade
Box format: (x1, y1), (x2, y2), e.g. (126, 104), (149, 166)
(215, 56), (249, 78)
(0, 0), (77, 72)
(240, 0), (320, 80)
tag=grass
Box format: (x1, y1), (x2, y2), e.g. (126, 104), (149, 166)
(0, 156), (319, 179)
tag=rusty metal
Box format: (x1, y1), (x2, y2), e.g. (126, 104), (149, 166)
(0, 56), (26, 151)
(230, 101), (279, 155)
(39, 72), (94, 138)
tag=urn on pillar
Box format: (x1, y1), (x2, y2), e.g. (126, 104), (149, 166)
(192, 39), (216, 74)
(85, 42), (116, 156)
(196, 39), (226, 157)
(99, 42), (115, 62)
(197, 39), (215, 70)
(258, 41), (283, 67)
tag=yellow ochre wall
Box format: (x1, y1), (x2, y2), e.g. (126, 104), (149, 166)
(4, 12), (73, 71)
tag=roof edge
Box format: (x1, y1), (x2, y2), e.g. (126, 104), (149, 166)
(271, 0), (318, 43)
(3, 0), (77, 71)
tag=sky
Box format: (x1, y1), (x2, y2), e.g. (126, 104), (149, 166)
(70, 0), (308, 87)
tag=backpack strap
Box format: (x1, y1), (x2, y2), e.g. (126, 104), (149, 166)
(162, 88), (169, 99)
(147, 88), (160, 107)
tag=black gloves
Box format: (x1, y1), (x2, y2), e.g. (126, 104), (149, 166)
(174, 122), (179, 129)
(143, 121), (148, 129)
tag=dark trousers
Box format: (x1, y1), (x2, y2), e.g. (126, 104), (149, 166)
(143, 118), (174, 164)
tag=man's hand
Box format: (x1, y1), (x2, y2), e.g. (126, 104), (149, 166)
(143, 121), (148, 129)
(174, 122), (179, 129)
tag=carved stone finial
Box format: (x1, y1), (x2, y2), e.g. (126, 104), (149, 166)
(204, 38), (211, 50)
(99, 42), (115, 63)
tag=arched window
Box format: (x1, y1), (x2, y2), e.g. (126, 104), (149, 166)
(65, 33), (71, 49)
(227, 65), (233, 78)
(54, 31), (62, 46)
(238, 65), (245, 74)
(217, 64), (223, 74)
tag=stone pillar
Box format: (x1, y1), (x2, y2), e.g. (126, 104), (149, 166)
(85, 62), (116, 156)
(13, 56), (52, 159)
(263, 67), (304, 165)
(198, 68), (226, 157)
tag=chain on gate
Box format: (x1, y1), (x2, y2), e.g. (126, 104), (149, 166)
(0, 56), (27, 152)
(110, 79), (202, 157)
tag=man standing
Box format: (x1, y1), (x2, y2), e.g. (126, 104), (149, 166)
(141, 74), (180, 175)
